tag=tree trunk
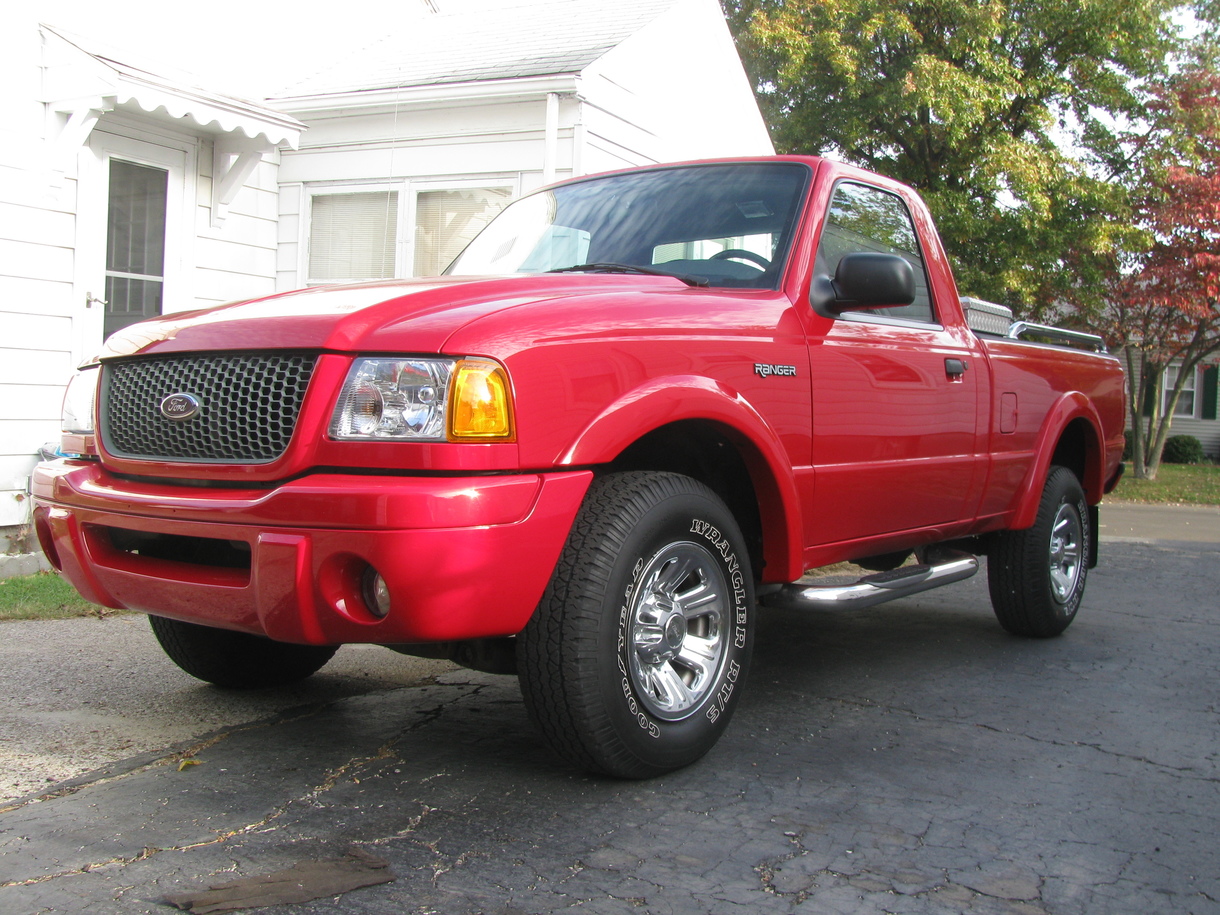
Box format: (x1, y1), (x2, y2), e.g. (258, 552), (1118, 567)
(1136, 354), (1203, 479)
(1126, 349), (1156, 479)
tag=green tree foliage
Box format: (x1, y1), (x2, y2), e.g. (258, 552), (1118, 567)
(724, 0), (1178, 315)
(1194, 1), (1220, 67)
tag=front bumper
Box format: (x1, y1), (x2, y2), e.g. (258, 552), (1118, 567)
(32, 460), (592, 645)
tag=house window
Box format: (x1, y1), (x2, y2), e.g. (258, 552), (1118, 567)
(306, 183), (513, 284)
(308, 190), (399, 283)
(104, 160), (168, 337)
(413, 187), (512, 276)
(1166, 364), (1199, 418)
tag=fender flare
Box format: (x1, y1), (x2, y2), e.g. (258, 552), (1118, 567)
(1010, 391), (1106, 531)
(557, 375), (806, 582)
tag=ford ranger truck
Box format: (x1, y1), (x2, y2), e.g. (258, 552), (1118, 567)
(32, 157), (1126, 778)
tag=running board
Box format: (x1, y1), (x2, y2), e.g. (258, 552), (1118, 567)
(761, 551), (978, 612)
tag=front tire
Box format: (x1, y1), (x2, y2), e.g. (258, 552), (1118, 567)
(149, 616), (337, 688)
(517, 472), (754, 778)
(988, 465), (1090, 637)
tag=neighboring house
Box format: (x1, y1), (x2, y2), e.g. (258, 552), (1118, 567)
(0, 0), (773, 546)
(1164, 364), (1220, 458)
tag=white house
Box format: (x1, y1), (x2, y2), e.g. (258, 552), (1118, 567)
(0, 15), (304, 550)
(0, 0), (773, 549)
(272, 0), (771, 289)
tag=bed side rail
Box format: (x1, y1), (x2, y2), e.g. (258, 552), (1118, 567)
(1006, 322), (1108, 353)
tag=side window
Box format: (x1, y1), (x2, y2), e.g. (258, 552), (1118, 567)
(816, 182), (935, 323)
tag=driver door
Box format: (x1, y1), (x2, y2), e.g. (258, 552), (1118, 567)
(806, 181), (983, 547)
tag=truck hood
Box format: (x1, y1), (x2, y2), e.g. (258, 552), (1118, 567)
(96, 274), (700, 360)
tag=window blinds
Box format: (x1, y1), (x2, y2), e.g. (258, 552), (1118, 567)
(309, 191), (398, 282)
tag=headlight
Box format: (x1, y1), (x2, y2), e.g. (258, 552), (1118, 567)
(330, 357), (515, 442)
(62, 366), (100, 435)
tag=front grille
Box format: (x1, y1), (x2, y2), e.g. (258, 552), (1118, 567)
(100, 353), (319, 463)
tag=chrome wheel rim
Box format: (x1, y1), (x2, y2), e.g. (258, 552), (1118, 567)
(628, 541), (728, 721)
(1048, 502), (1083, 604)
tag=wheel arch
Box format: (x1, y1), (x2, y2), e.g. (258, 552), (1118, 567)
(1011, 392), (1107, 531)
(557, 376), (804, 583)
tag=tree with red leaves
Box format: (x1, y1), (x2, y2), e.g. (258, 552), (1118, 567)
(1096, 68), (1220, 478)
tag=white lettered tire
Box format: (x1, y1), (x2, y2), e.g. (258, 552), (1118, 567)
(517, 471), (754, 777)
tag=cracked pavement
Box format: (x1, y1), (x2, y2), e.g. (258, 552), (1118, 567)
(1, 511), (1218, 914)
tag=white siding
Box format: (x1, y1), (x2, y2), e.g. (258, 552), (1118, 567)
(277, 184), (305, 292)
(0, 311), (70, 524)
(194, 149), (282, 307)
(0, 18), (76, 525)
(279, 102), (558, 187)
(1169, 418), (1220, 460)
(577, 0), (773, 166)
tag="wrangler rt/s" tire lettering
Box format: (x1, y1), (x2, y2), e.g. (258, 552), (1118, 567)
(517, 472), (755, 778)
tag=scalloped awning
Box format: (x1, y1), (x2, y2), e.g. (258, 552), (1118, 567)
(40, 25), (303, 150)
(99, 61), (304, 149)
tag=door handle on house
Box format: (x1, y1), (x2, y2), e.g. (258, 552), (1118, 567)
(85, 292), (107, 308)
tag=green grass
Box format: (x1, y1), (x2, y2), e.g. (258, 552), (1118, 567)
(1109, 462), (1220, 505)
(0, 571), (111, 621)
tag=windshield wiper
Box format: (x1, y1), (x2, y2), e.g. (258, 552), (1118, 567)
(547, 263), (709, 288)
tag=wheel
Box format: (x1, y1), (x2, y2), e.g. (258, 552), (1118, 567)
(517, 471), (754, 777)
(988, 465), (1090, 637)
(710, 248), (770, 269)
(148, 616), (337, 688)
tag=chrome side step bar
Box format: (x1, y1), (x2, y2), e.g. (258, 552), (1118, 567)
(761, 551), (979, 612)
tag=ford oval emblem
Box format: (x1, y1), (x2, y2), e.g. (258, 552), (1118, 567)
(160, 392), (202, 421)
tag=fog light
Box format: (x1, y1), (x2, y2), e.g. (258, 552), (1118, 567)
(361, 567), (392, 618)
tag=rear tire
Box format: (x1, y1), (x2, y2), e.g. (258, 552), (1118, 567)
(517, 472), (754, 778)
(988, 465), (1089, 638)
(148, 616), (337, 688)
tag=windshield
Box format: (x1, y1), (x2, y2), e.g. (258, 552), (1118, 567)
(445, 162), (810, 289)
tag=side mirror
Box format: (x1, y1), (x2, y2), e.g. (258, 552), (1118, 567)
(810, 252), (916, 318)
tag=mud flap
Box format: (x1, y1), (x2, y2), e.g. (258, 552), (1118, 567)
(1088, 503), (1100, 568)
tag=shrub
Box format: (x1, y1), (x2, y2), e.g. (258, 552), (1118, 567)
(1162, 434), (1206, 465)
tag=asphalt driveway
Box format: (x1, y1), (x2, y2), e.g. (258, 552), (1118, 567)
(1, 501), (1217, 914)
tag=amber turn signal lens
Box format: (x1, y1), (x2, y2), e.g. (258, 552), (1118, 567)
(448, 359), (515, 441)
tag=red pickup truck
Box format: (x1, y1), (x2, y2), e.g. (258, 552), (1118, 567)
(32, 157), (1125, 777)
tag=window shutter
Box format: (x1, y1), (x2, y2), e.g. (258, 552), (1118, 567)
(1203, 366), (1219, 421)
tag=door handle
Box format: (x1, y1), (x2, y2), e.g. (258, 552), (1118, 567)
(945, 358), (968, 377)
(85, 292), (107, 309)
